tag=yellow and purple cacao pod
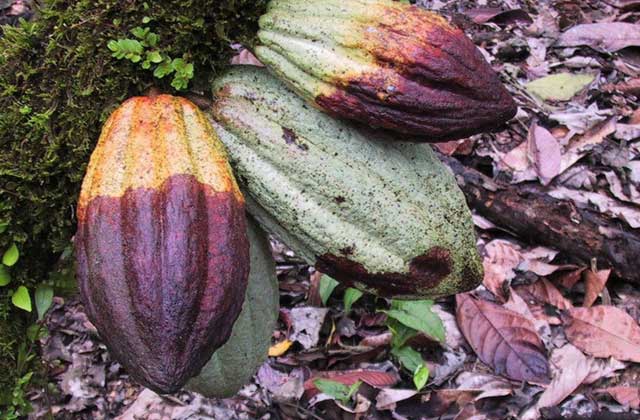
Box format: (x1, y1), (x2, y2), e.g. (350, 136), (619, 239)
(255, 0), (517, 141)
(75, 95), (249, 394)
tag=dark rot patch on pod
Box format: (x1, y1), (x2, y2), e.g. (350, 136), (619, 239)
(315, 247), (473, 298)
(75, 174), (249, 394)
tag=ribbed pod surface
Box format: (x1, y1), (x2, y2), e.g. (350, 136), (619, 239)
(187, 219), (279, 398)
(75, 95), (249, 393)
(255, 0), (516, 141)
(210, 67), (482, 299)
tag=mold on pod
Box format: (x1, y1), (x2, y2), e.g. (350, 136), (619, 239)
(255, 0), (517, 141)
(210, 66), (483, 299)
(187, 218), (279, 398)
(75, 95), (249, 394)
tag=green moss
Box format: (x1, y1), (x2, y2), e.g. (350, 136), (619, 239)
(0, 0), (268, 286)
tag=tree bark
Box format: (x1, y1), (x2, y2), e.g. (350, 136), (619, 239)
(439, 153), (640, 283)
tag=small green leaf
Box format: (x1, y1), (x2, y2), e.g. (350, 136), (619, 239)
(387, 319), (418, 349)
(142, 16), (152, 24)
(526, 73), (595, 101)
(154, 60), (173, 78)
(0, 265), (10, 286)
(3, 243), (19, 266)
(343, 288), (363, 313)
(0, 221), (7, 233)
(146, 32), (159, 47)
(319, 274), (339, 306)
(391, 345), (423, 373)
(12, 286), (31, 312)
(131, 26), (149, 40)
(35, 285), (54, 320)
(346, 380), (363, 400)
(314, 378), (350, 401)
(107, 40), (119, 51)
(413, 363), (429, 391)
(384, 300), (445, 343)
(147, 51), (163, 64)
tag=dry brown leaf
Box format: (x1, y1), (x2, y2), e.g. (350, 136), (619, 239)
(359, 332), (392, 348)
(515, 278), (573, 310)
(455, 372), (514, 400)
(563, 306), (640, 362)
(230, 49), (264, 66)
(557, 22), (640, 52)
(456, 293), (550, 384)
(304, 369), (399, 399)
(560, 118), (617, 174)
(505, 288), (552, 344)
(375, 389), (418, 411)
(603, 386), (640, 409)
(536, 344), (590, 409)
(465, 7), (532, 25)
(482, 240), (522, 301)
(549, 186), (640, 228)
(554, 267), (587, 290)
(432, 304), (465, 350)
(583, 357), (626, 385)
(432, 139), (476, 156)
(583, 269), (611, 307)
(528, 123), (562, 185)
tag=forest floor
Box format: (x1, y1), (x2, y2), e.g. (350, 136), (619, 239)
(4, 0), (640, 419)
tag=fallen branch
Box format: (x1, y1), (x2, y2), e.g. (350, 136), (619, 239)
(439, 153), (640, 284)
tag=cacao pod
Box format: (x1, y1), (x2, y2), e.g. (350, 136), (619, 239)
(187, 218), (279, 398)
(210, 67), (483, 299)
(75, 94), (249, 394)
(255, 0), (517, 141)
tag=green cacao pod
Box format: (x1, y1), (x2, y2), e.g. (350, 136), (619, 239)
(210, 67), (482, 299)
(75, 95), (249, 394)
(187, 218), (279, 398)
(255, 0), (516, 141)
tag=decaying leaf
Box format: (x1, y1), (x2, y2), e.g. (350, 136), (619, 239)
(505, 287), (552, 343)
(528, 123), (562, 185)
(563, 306), (640, 362)
(602, 386), (640, 409)
(456, 293), (550, 384)
(454, 371), (514, 400)
(515, 278), (573, 310)
(482, 240), (523, 301)
(536, 344), (590, 410)
(583, 357), (626, 385)
(583, 269), (611, 307)
(375, 388), (418, 411)
(549, 187), (640, 228)
(465, 7), (532, 25)
(289, 307), (329, 349)
(526, 73), (595, 101)
(304, 369), (399, 399)
(557, 22), (640, 53)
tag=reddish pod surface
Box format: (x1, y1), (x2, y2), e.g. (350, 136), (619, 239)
(75, 95), (249, 393)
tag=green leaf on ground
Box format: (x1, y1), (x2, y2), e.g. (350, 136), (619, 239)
(384, 300), (445, 343)
(526, 73), (595, 101)
(319, 275), (339, 306)
(344, 288), (363, 313)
